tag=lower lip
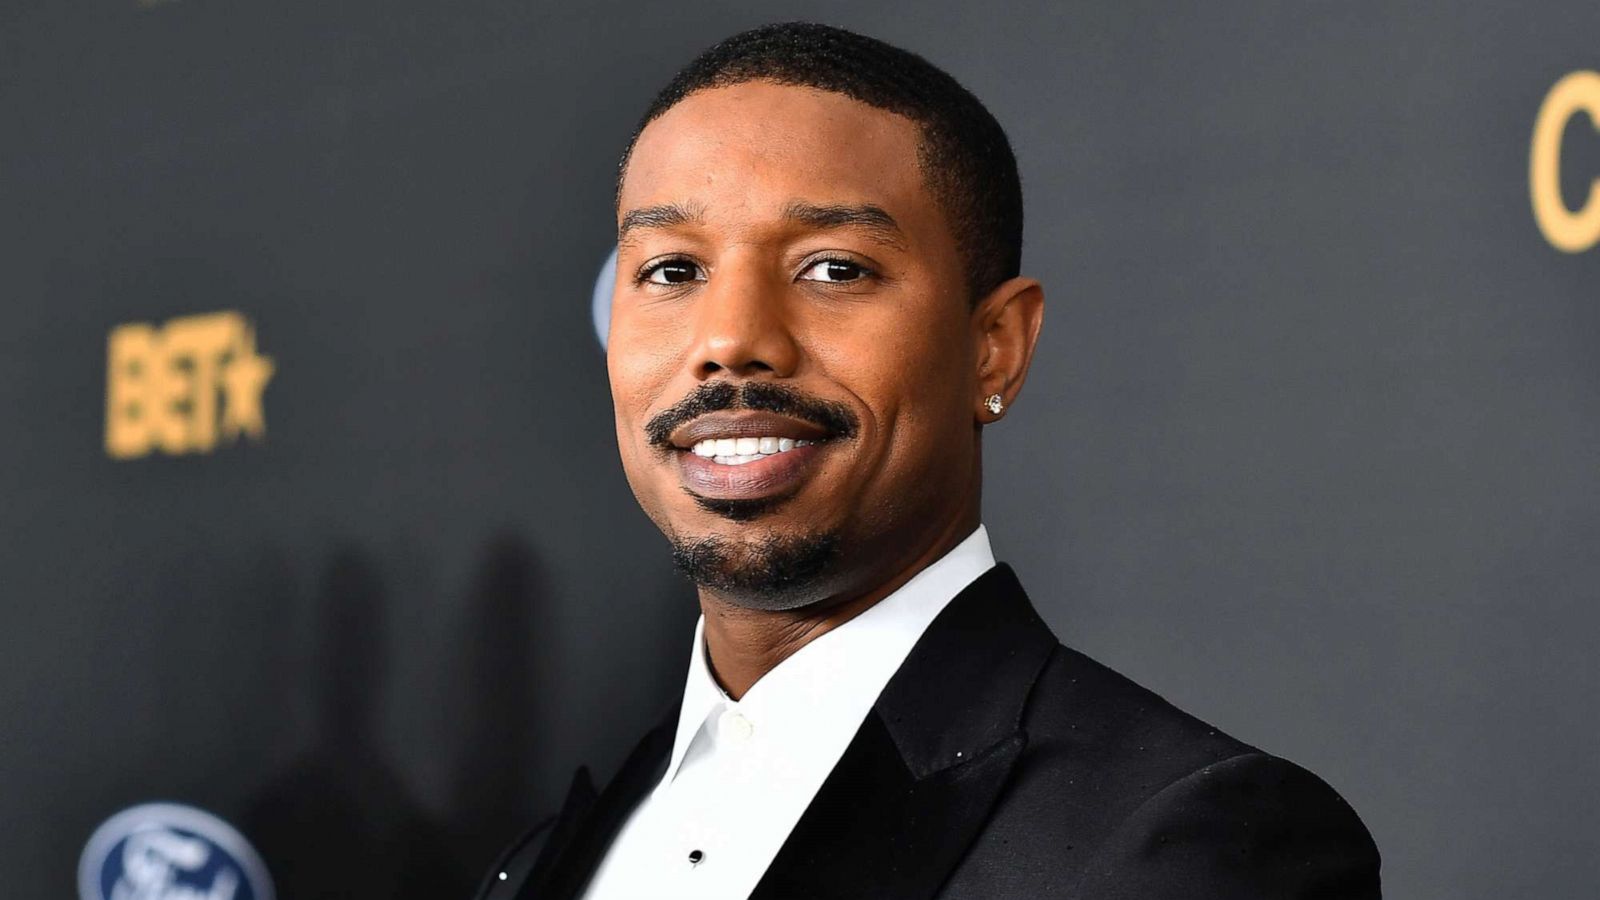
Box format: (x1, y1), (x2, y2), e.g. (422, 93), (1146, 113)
(676, 444), (825, 501)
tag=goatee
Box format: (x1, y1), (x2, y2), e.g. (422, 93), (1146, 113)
(670, 529), (841, 610)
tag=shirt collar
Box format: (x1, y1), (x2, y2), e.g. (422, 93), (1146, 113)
(660, 524), (996, 787)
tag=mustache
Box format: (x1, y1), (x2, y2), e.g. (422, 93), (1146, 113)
(644, 381), (861, 449)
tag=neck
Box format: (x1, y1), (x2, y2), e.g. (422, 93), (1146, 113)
(698, 508), (980, 700)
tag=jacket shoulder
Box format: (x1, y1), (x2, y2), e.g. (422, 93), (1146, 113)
(1072, 751), (1382, 898)
(1023, 643), (1257, 778)
(946, 644), (1380, 897)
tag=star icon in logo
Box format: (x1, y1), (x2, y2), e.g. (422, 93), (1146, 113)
(221, 326), (274, 441)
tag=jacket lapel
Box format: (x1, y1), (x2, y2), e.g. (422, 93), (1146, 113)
(751, 564), (1058, 900)
(515, 713), (676, 900)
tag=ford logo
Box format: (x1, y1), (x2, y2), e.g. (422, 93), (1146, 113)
(78, 803), (274, 900)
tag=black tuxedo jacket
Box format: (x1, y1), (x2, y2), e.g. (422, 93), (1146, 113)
(476, 564), (1381, 899)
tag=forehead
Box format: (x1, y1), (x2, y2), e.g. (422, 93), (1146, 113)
(619, 82), (934, 228)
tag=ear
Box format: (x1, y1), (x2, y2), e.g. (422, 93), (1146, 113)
(972, 276), (1045, 424)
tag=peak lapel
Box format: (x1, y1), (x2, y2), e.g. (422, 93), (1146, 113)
(516, 714), (676, 900)
(752, 564), (1058, 900)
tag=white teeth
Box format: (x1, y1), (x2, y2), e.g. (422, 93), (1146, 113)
(688, 435), (819, 463)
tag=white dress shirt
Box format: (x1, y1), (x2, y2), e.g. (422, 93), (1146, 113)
(579, 525), (996, 900)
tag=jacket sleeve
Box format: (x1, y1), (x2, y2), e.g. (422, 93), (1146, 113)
(1071, 751), (1381, 899)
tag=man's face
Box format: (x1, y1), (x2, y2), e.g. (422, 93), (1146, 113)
(610, 81), (983, 609)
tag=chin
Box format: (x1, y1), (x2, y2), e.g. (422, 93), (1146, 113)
(667, 522), (843, 611)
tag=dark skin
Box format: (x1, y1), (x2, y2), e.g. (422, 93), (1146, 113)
(610, 81), (1045, 698)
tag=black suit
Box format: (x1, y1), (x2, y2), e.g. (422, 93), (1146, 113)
(477, 564), (1381, 899)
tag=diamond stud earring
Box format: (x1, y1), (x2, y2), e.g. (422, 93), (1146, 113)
(985, 393), (1005, 415)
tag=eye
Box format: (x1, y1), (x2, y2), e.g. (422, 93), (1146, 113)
(640, 258), (704, 286)
(799, 257), (873, 283)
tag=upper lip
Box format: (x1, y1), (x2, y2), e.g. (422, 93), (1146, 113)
(668, 412), (833, 450)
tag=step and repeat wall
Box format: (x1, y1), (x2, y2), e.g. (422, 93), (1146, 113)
(4, 2), (1597, 898)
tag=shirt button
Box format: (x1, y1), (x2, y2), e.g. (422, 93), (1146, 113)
(719, 708), (754, 743)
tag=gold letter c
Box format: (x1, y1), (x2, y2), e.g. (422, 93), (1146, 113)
(1531, 70), (1600, 253)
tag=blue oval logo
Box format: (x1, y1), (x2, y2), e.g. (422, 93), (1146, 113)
(592, 244), (617, 351)
(78, 803), (274, 900)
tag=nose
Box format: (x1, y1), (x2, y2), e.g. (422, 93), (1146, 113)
(687, 255), (800, 380)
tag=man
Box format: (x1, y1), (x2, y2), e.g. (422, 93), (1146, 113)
(479, 21), (1381, 900)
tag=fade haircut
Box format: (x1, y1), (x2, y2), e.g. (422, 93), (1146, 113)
(615, 21), (1024, 304)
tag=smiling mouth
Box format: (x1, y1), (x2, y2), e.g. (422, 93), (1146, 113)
(667, 411), (836, 506)
(688, 435), (818, 465)
(675, 441), (826, 511)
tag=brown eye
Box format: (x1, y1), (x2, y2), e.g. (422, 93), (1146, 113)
(799, 258), (870, 283)
(644, 260), (703, 285)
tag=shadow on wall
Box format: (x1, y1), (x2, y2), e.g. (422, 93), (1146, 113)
(448, 534), (548, 868)
(239, 534), (676, 896)
(241, 547), (470, 899)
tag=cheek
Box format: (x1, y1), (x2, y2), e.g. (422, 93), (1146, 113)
(608, 299), (684, 405)
(812, 305), (974, 465)
(607, 333), (679, 474)
(606, 358), (675, 532)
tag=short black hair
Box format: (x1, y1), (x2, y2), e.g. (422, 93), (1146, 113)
(616, 21), (1024, 304)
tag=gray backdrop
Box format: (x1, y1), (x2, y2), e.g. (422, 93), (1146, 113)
(3, 1), (1597, 897)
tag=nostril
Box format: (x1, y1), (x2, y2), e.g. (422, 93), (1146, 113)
(698, 359), (775, 378)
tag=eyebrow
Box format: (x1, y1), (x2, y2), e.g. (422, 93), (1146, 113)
(780, 201), (908, 250)
(617, 201), (707, 245)
(615, 199), (907, 251)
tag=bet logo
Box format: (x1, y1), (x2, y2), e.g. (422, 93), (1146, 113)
(78, 803), (275, 900)
(104, 311), (275, 460)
